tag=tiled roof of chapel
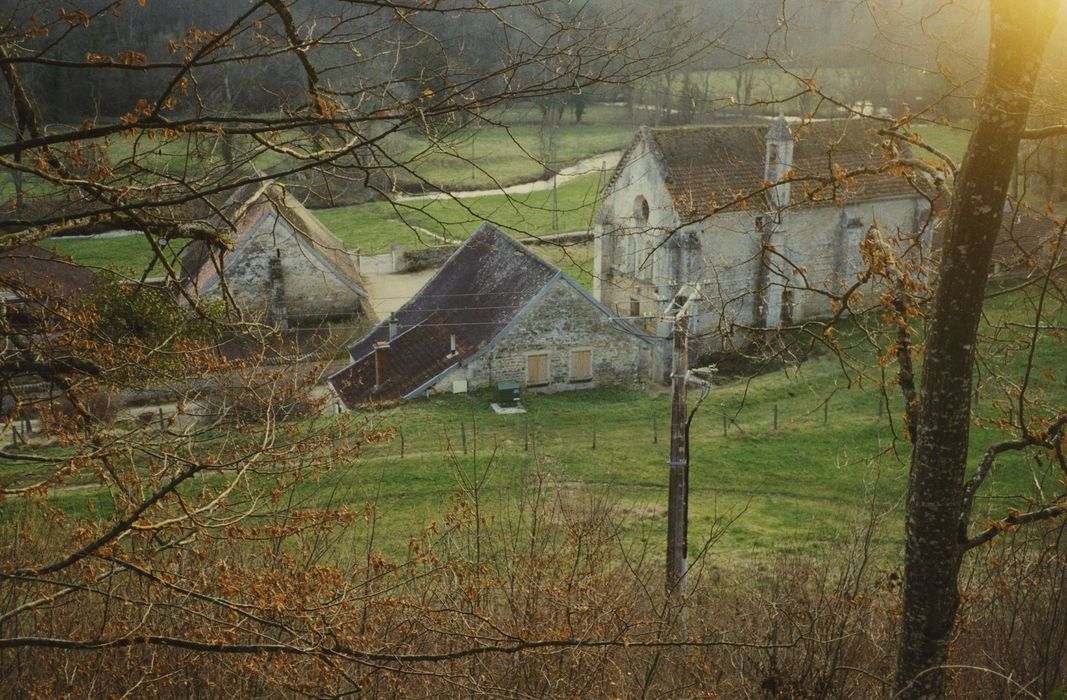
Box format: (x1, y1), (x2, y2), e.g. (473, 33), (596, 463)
(623, 119), (924, 218)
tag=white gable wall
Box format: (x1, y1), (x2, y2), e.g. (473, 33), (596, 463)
(438, 278), (651, 395)
(202, 211), (365, 321)
(594, 136), (929, 377)
(594, 134), (680, 326)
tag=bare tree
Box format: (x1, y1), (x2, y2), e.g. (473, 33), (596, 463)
(0, 1), (702, 694)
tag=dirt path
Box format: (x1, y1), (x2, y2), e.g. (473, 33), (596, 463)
(359, 254), (438, 318)
(394, 149), (623, 202)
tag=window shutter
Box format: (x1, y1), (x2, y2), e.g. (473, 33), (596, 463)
(527, 353), (549, 386)
(570, 349), (592, 381)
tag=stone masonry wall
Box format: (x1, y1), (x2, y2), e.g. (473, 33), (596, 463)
(206, 212), (364, 321)
(686, 197), (923, 331)
(437, 279), (651, 394)
(594, 134), (679, 322)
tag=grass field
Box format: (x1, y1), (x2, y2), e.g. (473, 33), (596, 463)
(47, 234), (177, 277)
(1, 103), (635, 206)
(277, 284), (1067, 559)
(382, 103), (636, 191)
(50, 171), (606, 269)
(912, 123), (972, 165)
(4, 280), (1061, 564)
(318, 172), (605, 252)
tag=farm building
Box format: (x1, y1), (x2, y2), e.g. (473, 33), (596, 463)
(180, 181), (370, 325)
(329, 223), (653, 408)
(0, 245), (97, 328)
(593, 117), (933, 376)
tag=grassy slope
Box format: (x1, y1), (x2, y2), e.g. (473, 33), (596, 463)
(291, 283), (1066, 560)
(47, 234), (167, 276)
(912, 123), (971, 165)
(317, 172), (605, 253)
(8, 274), (1061, 563)
(385, 103), (635, 190)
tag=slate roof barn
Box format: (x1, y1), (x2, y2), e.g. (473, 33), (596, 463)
(330, 223), (652, 407)
(180, 181), (369, 324)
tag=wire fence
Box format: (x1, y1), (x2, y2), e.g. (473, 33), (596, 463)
(355, 393), (904, 462)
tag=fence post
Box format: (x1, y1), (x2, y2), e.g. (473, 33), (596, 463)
(591, 422), (597, 450)
(524, 419), (529, 452)
(461, 422), (467, 454)
(399, 427), (405, 457)
(823, 401), (828, 424)
(773, 404), (778, 432)
(722, 413), (728, 437)
(652, 414), (658, 444)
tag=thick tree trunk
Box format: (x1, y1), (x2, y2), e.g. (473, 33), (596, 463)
(892, 3), (1058, 698)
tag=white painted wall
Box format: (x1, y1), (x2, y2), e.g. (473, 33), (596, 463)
(594, 130), (929, 375)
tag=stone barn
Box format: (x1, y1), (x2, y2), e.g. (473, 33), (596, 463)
(329, 223), (653, 407)
(180, 181), (370, 325)
(593, 117), (933, 377)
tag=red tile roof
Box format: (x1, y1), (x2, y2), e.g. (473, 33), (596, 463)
(634, 119), (921, 218)
(0, 245), (96, 301)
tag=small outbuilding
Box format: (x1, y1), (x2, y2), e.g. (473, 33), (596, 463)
(329, 223), (653, 408)
(0, 245), (97, 328)
(180, 181), (370, 326)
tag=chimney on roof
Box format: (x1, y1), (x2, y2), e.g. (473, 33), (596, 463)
(448, 334), (458, 358)
(765, 113), (794, 211)
(373, 341), (390, 389)
(267, 256), (288, 331)
(388, 313), (398, 340)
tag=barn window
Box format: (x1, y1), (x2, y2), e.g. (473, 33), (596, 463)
(526, 352), (550, 386)
(570, 349), (593, 382)
(781, 289), (795, 324)
(629, 298), (641, 318)
(633, 195), (650, 225)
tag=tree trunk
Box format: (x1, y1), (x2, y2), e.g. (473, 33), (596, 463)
(892, 2), (1058, 698)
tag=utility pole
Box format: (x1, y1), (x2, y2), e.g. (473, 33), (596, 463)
(666, 291), (695, 596)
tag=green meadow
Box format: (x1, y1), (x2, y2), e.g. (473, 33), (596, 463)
(9, 281), (1058, 565)
(16, 96), (1055, 566)
(300, 295), (1064, 560)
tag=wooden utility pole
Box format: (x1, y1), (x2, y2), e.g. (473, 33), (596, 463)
(666, 294), (694, 595)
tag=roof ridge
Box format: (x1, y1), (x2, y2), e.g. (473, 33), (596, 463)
(471, 222), (559, 277)
(600, 130), (647, 201)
